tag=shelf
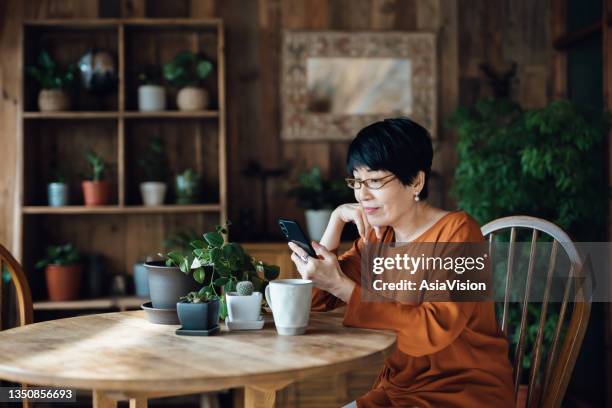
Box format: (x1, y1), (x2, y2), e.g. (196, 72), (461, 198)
(24, 18), (222, 28)
(22, 204), (222, 214)
(33, 296), (148, 311)
(22, 111), (219, 120)
(23, 111), (120, 119)
(123, 111), (219, 119)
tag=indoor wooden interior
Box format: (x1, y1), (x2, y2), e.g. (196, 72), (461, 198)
(0, 0), (611, 407)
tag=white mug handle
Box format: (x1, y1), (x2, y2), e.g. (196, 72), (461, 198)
(265, 284), (273, 312)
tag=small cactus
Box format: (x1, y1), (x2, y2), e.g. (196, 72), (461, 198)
(236, 280), (254, 296)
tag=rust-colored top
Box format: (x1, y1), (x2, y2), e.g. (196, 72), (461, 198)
(312, 211), (514, 408)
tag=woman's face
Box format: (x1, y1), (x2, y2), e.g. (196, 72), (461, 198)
(352, 167), (419, 227)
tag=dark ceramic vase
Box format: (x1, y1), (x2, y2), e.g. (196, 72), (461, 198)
(145, 261), (199, 309)
(177, 299), (220, 330)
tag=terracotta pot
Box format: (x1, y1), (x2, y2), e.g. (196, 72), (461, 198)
(38, 89), (69, 112)
(176, 87), (208, 111)
(82, 180), (110, 206)
(45, 264), (82, 301)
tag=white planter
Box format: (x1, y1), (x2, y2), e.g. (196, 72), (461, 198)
(305, 209), (333, 242)
(226, 292), (262, 322)
(138, 85), (166, 112)
(47, 182), (68, 207)
(140, 182), (167, 206)
(177, 86), (209, 111)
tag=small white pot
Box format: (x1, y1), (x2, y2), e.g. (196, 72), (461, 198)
(138, 85), (166, 112)
(47, 182), (69, 207)
(305, 209), (333, 242)
(226, 292), (262, 322)
(177, 86), (208, 111)
(140, 182), (167, 206)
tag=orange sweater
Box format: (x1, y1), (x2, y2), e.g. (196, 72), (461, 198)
(312, 211), (514, 408)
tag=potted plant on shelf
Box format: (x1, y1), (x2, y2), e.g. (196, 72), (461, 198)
(161, 222), (279, 320)
(289, 167), (352, 241)
(175, 168), (201, 204)
(47, 168), (69, 207)
(26, 51), (75, 112)
(163, 51), (213, 111)
(137, 65), (166, 112)
(82, 151), (110, 206)
(35, 244), (82, 301)
(139, 136), (167, 206)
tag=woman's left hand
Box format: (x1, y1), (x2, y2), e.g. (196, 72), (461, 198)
(288, 241), (355, 303)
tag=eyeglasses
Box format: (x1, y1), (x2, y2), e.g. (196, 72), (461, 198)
(345, 174), (396, 190)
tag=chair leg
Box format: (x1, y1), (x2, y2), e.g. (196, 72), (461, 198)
(200, 392), (219, 408)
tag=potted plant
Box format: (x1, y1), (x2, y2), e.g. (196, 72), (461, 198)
(161, 222), (279, 320)
(35, 244), (81, 301)
(47, 168), (68, 207)
(137, 65), (166, 112)
(177, 290), (221, 331)
(139, 136), (167, 206)
(175, 168), (201, 204)
(163, 51), (213, 111)
(225, 280), (262, 322)
(82, 151), (110, 206)
(26, 51), (75, 112)
(289, 167), (353, 241)
(448, 98), (607, 402)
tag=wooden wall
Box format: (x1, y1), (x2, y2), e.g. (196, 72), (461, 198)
(0, 0), (554, 250)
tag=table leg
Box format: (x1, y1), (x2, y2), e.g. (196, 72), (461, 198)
(129, 397), (148, 408)
(244, 382), (292, 408)
(93, 390), (117, 408)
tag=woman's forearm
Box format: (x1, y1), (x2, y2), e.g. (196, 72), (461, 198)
(319, 209), (345, 251)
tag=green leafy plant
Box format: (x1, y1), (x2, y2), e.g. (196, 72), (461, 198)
(235, 281), (254, 296)
(160, 222), (280, 312)
(180, 290), (219, 303)
(85, 151), (107, 182)
(35, 244), (80, 268)
(163, 228), (199, 256)
(289, 167), (353, 210)
(163, 51), (213, 88)
(137, 65), (163, 86)
(139, 136), (167, 182)
(448, 98), (607, 379)
(26, 51), (76, 90)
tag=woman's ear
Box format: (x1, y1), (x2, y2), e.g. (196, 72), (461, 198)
(412, 171), (425, 192)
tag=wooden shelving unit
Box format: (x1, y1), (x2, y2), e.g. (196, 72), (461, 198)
(18, 18), (227, 305)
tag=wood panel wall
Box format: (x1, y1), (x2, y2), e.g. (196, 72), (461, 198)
(0, 0), (553, 249)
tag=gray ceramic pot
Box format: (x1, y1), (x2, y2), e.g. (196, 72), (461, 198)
(133, 262), (149, 298)
(177, 300), (220, 330)
(145, 261), (199, 309)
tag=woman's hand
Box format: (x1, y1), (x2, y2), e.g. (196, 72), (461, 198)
(288, 241), (355, 303)
(334, 203), (383, 243)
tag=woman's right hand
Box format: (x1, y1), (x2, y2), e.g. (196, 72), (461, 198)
(333, 203), (383, 243)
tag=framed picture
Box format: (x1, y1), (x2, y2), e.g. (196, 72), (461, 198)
(281, 31), (437, 141)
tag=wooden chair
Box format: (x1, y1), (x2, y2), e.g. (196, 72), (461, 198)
(481, 216), (591, 408)
(0, 243), (33, 408)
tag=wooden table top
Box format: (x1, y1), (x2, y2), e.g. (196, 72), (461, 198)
(0, 311), (396, 394)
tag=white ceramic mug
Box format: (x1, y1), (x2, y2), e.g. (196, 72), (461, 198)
(265, 279), (313, 335)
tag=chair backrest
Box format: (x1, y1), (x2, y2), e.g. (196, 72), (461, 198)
(481, 216), (591, 408)
(0, 243), (33, 328)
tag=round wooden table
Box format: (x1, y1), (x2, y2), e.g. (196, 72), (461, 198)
(0, 311), (396, 407)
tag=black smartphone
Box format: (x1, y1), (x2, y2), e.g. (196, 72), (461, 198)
(278, 219), (317, 257)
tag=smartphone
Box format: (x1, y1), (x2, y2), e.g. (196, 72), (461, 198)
(278, 219), (317, 257)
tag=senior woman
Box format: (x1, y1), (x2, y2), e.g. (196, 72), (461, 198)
(288, 118), (514, 408)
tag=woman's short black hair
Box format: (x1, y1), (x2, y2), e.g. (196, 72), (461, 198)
(346, 117), (433, 199)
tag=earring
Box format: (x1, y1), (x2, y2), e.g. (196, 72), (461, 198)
(414, 192), (420, 202)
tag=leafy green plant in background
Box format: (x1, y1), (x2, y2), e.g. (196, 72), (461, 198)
(85, 151), (107, 181)
(137, 65), (163, 86)
(163, 51), (213, 88)
(161, 222), (280, 317)
(289, 167), (353, 210)
(448, 98), (607, 379)
(449, 98), (607, 241)
(26, 51), (76, 90)
(35, 244), (80, 268)
(139, 136), (167, 182)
